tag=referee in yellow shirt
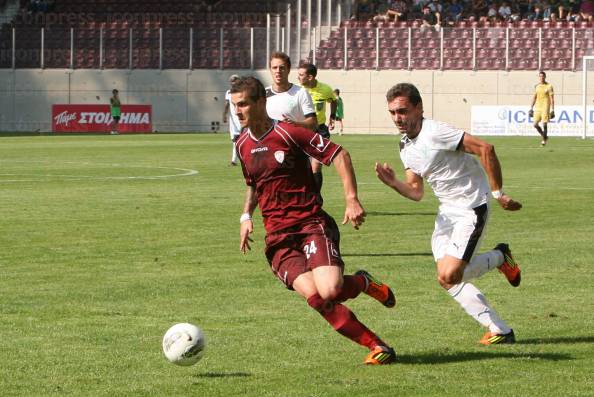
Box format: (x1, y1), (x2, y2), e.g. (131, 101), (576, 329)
(529, 71), (555, 147)
(297, 62), (338, 192)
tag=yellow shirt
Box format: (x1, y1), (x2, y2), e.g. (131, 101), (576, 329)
(305, 81), (336, 125)
(534, 83), (554, 112)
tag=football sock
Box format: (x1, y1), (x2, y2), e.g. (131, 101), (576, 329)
(543, 123), (548, 139)
(447, 282), (512, 334)
(313, 171), (323, 192)
(334, 274), (366, 302)
(231, 145), (238, 163)
(462, 250), (503, 281)
(535, 125), (545, 139)
(307, 293), (382, 349)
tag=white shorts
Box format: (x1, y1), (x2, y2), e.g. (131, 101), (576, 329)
(431, 202), (490, 262)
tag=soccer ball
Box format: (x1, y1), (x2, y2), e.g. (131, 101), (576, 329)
(162, 323), (206, 366)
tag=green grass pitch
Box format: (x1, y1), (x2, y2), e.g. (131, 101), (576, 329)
(1, 133), (593, 396)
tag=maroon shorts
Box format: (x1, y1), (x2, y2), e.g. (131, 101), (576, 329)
(265, 213), (344, 289)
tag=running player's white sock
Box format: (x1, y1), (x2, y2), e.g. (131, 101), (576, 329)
(448, 282), (512, 334)
(231, 145), (238, 163)
(462, 250), (503, 281)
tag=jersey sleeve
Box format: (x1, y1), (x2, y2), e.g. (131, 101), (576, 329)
(432, 122), (465, 151)
(299, 89), (316, 118)
(280, 122), (342, 166)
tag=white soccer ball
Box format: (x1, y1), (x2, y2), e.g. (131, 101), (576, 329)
(162, 323), (206, 366)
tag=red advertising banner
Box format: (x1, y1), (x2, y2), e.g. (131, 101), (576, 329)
(52, 104), (152, 133)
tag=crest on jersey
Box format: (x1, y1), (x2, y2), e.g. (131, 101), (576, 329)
(274, 150), (285, 164)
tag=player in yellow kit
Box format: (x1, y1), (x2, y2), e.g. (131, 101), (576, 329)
(297, 62), (337, 192)
(529, 71), (555, 147)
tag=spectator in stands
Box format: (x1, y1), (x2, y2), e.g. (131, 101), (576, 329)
(445, 0), (465, 24)
(486, 3), (499, 20)
(498, 1), (512, 20)
(387, 0), (409, 21)
(428, 0), (443, 16)
(528, 4), (545, 20)
(471, 0), (489, 20)
(559, 0), (581, 20)
(110, 89), (121, 135)
(580, 0), (594, 21)
(421, 5), (440, 29)
(542, 1), (555, 20)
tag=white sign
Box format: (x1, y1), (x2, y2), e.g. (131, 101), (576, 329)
(471, 106), (594, 136)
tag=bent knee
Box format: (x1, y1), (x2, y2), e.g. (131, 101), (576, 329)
(437, 272), (462, 289)
(318, 286), (341, 301)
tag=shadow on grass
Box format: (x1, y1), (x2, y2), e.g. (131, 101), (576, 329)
(194, 372), (252, 378)
(516, 336), (594, 345)
(342, 252), (433, 257)
(367, 211), (435, 217)
(397, 351), (572, 365)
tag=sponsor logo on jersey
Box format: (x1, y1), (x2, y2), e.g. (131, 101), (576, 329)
(250, 146), (269, 154)
(274, 150), (285, 164)
(309, 134), (329, 152)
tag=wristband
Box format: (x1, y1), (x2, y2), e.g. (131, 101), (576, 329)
(491, 190), (503, 199)
(240, 213), (252, 223)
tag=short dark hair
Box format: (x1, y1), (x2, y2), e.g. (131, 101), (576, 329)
(334, 88), (340, 95)
(298, 61), (317, 77)
(230, 76), (266, 102)
(386, 83), (423, 106)
(539, 71), (547, 77)
(269, 51), (291, 69)
(112, 89), (118, 94)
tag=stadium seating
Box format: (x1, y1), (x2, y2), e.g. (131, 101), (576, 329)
(2, 2), (594, 70)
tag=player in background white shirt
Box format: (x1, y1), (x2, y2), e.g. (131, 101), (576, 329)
(375, 83), (523, 345)
(265, 51), (317, 131)
(223, 74), (242, 166)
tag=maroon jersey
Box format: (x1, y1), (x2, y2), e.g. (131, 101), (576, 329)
(236, 120), (342, 233)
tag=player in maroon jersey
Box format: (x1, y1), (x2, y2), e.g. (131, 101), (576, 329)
(230, 76), (397, 365)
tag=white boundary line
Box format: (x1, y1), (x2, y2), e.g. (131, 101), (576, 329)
(0, 163), (198, 183)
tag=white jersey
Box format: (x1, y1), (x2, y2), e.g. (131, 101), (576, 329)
(399, 118), (490, 209)
(265, 84), (316, 122)
(225, 90), (241, 137)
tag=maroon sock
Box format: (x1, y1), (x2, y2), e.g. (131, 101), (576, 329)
(307, 293), (382, 349)
(334, 274), (366, 302)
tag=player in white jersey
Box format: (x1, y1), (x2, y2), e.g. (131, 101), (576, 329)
(375, 83), (523, 345)
(223, 74), (242, 166)
(265, 51), (317, 130)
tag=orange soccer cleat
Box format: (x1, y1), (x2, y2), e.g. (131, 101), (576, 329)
(480, 329), (516, 345)
(355, 270), (396, 308)
(495, 243), (521, 287)
(364, 345), (396, 365)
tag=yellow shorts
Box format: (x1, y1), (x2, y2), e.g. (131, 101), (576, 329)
(534, 110), (550, 123)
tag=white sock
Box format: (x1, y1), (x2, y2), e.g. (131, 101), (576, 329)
(462, 250), (503, 281)
(448, 282), (512, 334)
(231, 145), (238, 163)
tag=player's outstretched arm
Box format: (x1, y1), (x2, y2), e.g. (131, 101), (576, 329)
(282, 114), (318, 130)
(331, 149), (366, 229)
(375, 162), (424, 201)
(461, 133), (522, 211)
(240, 186), (257, 253)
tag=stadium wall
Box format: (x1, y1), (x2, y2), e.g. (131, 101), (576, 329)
(0, 69), (588, 133)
